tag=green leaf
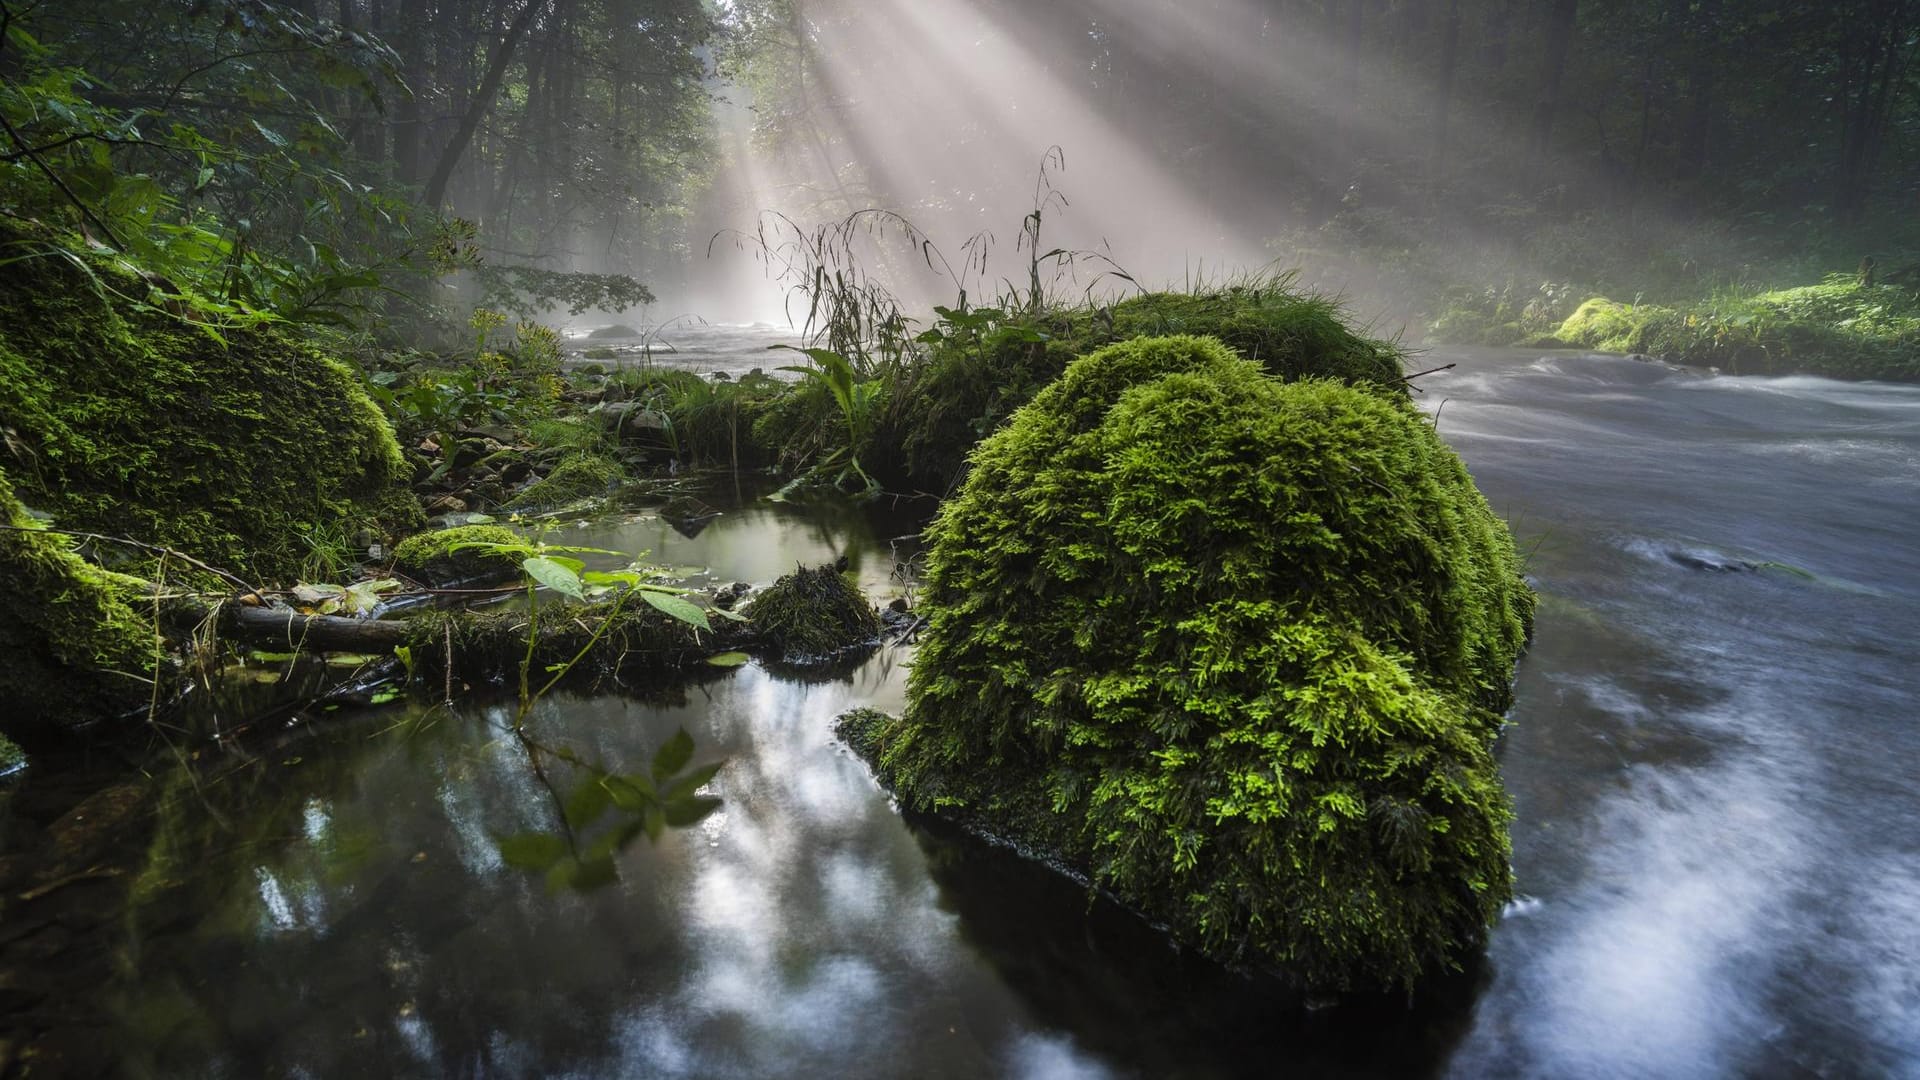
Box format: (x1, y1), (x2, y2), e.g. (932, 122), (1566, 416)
(704, 651), (751, 667)
(565, 777), (612, 830)
(605, 774), (655, 812)
(641, 589), (711, 631)
(496, 832), (567, 872)
(663, 761), (724, 802)
(569, 855), (619, 891)
(652, 729), (695, 780)
(664, 795), (723, 827)
(523, 556), (585, 600)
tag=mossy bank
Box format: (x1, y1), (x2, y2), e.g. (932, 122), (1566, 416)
(841, 335), (1534, 995)
(1552, 278), (1920, 381)
(0, 219), (421, 584)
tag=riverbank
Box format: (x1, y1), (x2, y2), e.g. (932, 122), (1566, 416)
(1426, 272), (1920, 382)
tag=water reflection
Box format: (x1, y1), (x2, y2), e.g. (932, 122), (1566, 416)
(36, 348), (1920, 1076)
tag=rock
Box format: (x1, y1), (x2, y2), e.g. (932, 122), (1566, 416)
(744, 563), (881, 664)
(391, 525), (522, 587)
(423, 494), (468, 515)
(844, 335), (1533, 996)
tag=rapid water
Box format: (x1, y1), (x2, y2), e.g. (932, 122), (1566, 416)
(4, 347), (1917, 1077)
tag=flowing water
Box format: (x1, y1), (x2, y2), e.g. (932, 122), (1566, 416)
(3, 347), (1918, 1077)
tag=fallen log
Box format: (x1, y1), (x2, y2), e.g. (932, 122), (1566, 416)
(227, 604), (412, 653)
(214, 562), (889, 695)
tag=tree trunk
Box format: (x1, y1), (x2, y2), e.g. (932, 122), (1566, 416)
(422, 0), (548, 211)
(1431, 0), (1462, 175)
(1529, 0), (1580, 160)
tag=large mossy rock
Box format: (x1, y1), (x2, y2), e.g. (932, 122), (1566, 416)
(886, 285), (1405, 491)
(0, 221), (420, 583)
(0, 469), (156, 730)
(846, 335), (1534, 995)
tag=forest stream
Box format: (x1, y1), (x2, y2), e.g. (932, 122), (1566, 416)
(3, 342), (1915, 1078)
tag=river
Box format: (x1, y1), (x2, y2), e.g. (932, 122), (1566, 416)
(4, 343), (1917, 1077)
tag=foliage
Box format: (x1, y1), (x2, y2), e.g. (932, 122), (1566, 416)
(471, 265), (655, 324)
(494, 728), (724, 892)
(772, 346), (885, 491)
(447, 533), (731, 723)
(0, 218), (420, 582)
(1556, 276), (1920, 380)
(849, 335), (1534, 994)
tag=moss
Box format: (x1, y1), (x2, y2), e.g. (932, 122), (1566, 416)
(885, 283), (1403, 492)
(0, 468), (159, 732)
(0, 219), (421, 582)
(852, 335), (1534, 995)
(0, 731), (23, 773)
(1554, 298), (1675, 353)
(745, 562), (881, 663)
(1556, 282), (1920, 379)
(392, 524), (522, 586)
(527, 417), (609, 453)
(504, 452), (623, 510)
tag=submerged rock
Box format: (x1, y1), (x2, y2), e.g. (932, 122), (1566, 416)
(844, 335), (1535, 995)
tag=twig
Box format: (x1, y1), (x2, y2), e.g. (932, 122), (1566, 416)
(0, 109), (126, 250)
(1401, 362), (1458, 380)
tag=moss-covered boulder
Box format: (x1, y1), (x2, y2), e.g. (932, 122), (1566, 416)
(505, 453), (623, 510)
(1555, 297), (1676, 354)
(0, 469), (158, 731)
(745, 562), (881, 664)
(886, 285), (1405, 492)
(392, 524), (522, 586)
(0, 221), (420, 582)
(1558, 281), (1920, 380)
(847, 335), (1534, 995)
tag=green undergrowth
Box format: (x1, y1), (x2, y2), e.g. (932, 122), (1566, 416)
(1555, 277), (1920, 380)
(504, 453), (624, 510)
(879, 282), (1405, 492)
(745, 562), (881, 663)
(391, 524), (522, 586)
(847, 335), (1533, 995)
(0, 468), (158, 732)
(0, 219), (421, 581)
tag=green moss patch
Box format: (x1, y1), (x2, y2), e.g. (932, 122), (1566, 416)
(505, 453), (623, 510)
(1557, 278), (1920, 380)
(392, 524), (522, 586)
(0, 220), (421, 582)
(0, 468), (159, 732)
(850, 335), (1533, 995)
(887, 283), (1403, 492)
(745, 562), (881, 663)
